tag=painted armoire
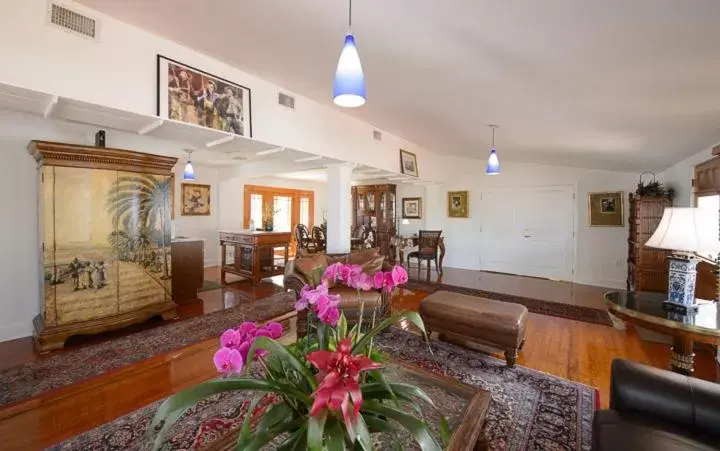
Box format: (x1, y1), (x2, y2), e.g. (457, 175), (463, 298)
(29, 141), (178, 351)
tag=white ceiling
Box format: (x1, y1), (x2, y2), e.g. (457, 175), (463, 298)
(78, 0), (720, 172)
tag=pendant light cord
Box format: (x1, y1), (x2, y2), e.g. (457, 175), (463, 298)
(492, 127), (495, 147)
(349, 0), (352, 29)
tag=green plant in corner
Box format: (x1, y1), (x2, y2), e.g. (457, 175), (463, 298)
(147, 263), (449, 450)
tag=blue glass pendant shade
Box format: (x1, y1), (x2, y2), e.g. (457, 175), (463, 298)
(486, 148), (500, 175)
(333, 33), (366, 108)
(183, 160), (195, 181)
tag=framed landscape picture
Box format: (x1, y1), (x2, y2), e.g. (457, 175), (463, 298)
(157, 55), (252, 137)
(399, 149), (419, 177)
(181, 183), (211, 216)
(447, 191), (469, 218)
(402, 197), (422, 219)
(588, 191), (623, 226)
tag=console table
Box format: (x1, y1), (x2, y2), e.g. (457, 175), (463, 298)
(219, 231), (291, 286)
(605, 290), (720, 375)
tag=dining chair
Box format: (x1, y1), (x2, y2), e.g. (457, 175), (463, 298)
(294, 224), (316, 253)
(312, 226), (327, 252)
(406, 230), (442, 280)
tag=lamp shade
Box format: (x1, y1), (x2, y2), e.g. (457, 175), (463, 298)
(183, 160), (195, 181)
(645, 207), (720, 259)
(333, 33), (366, 108)
(486, 148), (500, 175)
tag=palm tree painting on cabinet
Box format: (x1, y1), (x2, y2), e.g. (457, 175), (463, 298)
(42, 168), (172, 326)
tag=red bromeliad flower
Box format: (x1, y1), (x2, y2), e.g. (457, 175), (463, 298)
(307, 338), (381, 435)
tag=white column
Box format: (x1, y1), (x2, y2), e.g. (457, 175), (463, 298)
(326, 163), (354, 254)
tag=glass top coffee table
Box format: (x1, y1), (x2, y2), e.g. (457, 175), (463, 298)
(605, 291), (720, 375)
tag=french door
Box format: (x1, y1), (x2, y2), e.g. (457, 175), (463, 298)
(243, 185), (314, 255)
(481, 185), (576, 281)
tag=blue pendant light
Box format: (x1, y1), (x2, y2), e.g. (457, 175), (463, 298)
(183, 149), (195, 181)
(486, 125), (500, 175)
(333, 0), (366, 108)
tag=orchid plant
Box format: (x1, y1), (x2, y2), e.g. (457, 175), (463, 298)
(149, 263), (447, 450)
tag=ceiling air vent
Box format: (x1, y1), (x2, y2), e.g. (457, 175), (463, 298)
(278, 92), (295, 110)
(373, 130), (382, 141)
(49, 3), (97, 39)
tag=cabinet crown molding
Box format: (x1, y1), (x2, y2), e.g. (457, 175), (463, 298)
(28, 140), (178, 175)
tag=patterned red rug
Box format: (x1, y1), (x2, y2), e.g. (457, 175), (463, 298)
(405, 280), (613, 326)
(0, 291), (296, 408)
(50, 328), (598, 450)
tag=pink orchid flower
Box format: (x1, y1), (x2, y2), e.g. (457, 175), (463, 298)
(391, 265), (408, 285)
(383, 272), (395, 292)
(373, 271), (385, 290)
(264, 321), (284, 339)
(220, 328), (241, 348)
(213, 347), (244, 375)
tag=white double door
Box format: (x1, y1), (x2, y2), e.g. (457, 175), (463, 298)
(481, 185), (575, 281)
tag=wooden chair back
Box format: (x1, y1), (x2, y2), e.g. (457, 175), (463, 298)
(417, 230), (442, 258)
(294, 224), (313, 250)
(312, 226), (327, 252)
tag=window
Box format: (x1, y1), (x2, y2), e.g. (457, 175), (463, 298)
(273, 195), (292, 232)
(300, 197), (310, 227)
(250, 193), (263, 230)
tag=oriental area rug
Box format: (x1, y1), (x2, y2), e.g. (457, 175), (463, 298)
(0, 291), (296, 408)
(51, 328), (597, 451)
(405, 280), (613, 327)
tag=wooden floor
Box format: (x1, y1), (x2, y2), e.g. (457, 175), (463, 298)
(0, 267), (718, 450)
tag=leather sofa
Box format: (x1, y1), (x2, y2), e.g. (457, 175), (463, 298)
(284, 249), (392, 337)
(593, 359), (720, 450)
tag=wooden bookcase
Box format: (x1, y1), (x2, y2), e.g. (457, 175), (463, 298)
(627, 193), (673, 293)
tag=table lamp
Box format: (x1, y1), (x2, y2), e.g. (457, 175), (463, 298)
(645, 207), (720, 313)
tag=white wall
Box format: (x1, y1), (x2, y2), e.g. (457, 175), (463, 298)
(0, 0), (446, 181)
(173, 164), (221, 267)
(416, 158), (640, 289)
(218, 174), (327, 230)
(660, 144), (718, 207)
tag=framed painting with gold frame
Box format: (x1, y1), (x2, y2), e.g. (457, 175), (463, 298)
(447, 191), (469, 218)
(181, 183), (211, 216)
(588, 191), (623, 226)
(399, 149), (419, 177)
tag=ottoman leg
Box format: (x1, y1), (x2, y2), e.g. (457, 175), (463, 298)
(505, 349), (518, 367)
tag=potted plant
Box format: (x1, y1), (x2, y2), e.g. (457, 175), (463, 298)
(148, 263), (449, 450)
(262, 204), (280, 231)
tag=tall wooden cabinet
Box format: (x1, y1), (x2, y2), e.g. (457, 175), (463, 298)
(627, 193), (673, 293)
(29, 141), (178, 351)
(351, 184), (397, 259)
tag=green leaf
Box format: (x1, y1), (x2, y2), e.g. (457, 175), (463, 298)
(353, 413), (372, 451)
(257, 401), (294, 432)
(318, 321), (328, 351)
(365, 371), (399, 408)
(362, 401), (442, 451)
(307, 411), (327, 451)
(242, 416), (307, 451)
(235, 395), (262, 449)
(276, 425), (308, 451)
(362, 413), (394, 433)
(325, 419), (348, 451)
(245, 336), (317, 391)
(352, 311), (427, 354)
(338, 313), (348, 340)
(439, 415), (451, 446)
(361, 382), (436, 409)
(148, 377), (310, 449)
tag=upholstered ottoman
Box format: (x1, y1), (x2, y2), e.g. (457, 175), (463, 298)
(419, 290), (528, 367)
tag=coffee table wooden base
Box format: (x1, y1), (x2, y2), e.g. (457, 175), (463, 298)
(670, 336), (695, 375)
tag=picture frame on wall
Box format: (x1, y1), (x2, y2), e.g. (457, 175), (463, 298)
(181, 183), (211, 216)
(402, 197), (422, 219)
(447, 191), (469, 218)
(588, 191), (624, 226)
(399, 149), (419, 177)
(157, 55), (253, 137)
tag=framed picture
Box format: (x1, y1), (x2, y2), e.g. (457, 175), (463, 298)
(447, 191), (469, 218)
(402, 197), (422, 219)
(157, 55), (252, 137)
(181, 183), (211, 216)
(588, 191), (624, 226)
(399, 149), (419, 177)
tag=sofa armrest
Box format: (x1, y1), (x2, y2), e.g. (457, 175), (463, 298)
(283, 260), (310, 297)
(609, 359), (720, 436)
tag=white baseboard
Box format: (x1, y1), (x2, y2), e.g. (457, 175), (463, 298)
(0, 321), (33, 342)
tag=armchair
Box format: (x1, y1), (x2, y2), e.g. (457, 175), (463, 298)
(284, 249), (393, 337)
(592, 359), (720, 450)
